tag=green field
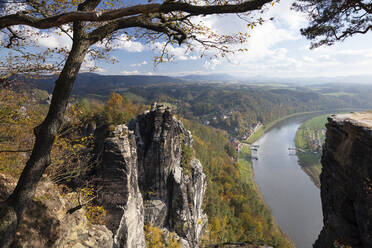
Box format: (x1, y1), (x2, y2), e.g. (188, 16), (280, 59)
(294, 114), (330, 187)
(246, 125), (265, 144)
(323, 92), (355, 97)
(246, 110), (329, 144)
(238, 145), (255, 188)
(301, 114), (329, 129)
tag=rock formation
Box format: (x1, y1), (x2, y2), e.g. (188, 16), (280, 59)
(129, 103), (207, 248)
(94, 104), (207, 248)
(315, 112), (372, 248)
(0, 174), (113, 248)
(94, 124), (146, 248)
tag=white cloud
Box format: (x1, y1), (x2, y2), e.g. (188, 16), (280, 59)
(178, 0), (300, 67)
(203, 58), (222, 70)
(244, 22), (297, 59)
(0, 32), (5, 46)
(173, 0), (371, 78)
(267, 0), (307, 30)
(130, 61), (148, 67)
(121, 70), (140, 75)
(151, 42), (198, 61)
(2, 0), (27, 14)
(80, 54), (96, 72)
(37, 31), (72, 49)
(80, 54), (106, 73)
(97, 34), (144, 52)
(7, 24), (73, 49)
(94, 67), (107, 73)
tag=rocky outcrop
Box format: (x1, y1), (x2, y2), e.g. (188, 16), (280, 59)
(0, 174), (113, 248)
(129, 103), (207, 248)
(94, 125), (146, 248)
(315, 112), (372, 248)
(94, 104), (207, 248)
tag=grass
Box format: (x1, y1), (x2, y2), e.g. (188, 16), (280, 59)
(245, 110), (331, 144)
(238, 157), (254, 187)
(294, 114), (330, 187)
(294, 128), (307, 148)
(238, 145), (258, 192)
(323, 92), (355, 97)
(246, 126), (265, 144)
(296, 151), (321, 167)
(121, 92), (147, 104)
(238, 144), (272, 202)
(301, 114), (329, 130)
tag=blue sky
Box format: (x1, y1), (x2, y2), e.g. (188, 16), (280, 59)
(1, 0), (371, 79)
(93, 0), (372, 78)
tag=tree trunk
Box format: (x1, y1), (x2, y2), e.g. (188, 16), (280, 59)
(0, 33), (89, 247)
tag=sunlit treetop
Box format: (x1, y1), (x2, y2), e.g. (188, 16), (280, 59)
(293, 0), (371, 48)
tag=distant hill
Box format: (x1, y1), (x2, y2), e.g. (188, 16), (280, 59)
(180, 73), (236, 81)
(26, 73), (185, 95)
(237, 75), (372, 85)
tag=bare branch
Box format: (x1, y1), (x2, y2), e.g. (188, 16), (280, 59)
(0, 1), (272, 30)
(5, 27), (24, 48)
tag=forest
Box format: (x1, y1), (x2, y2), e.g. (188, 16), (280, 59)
(29, 74), (372, 138)
(0, 87), (294, 247)
(4, 79), (372, 246)
(3, 76), (372, 247)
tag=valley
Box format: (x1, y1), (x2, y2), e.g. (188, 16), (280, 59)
(1, 0), (371, 246)
(2, 76), (372, 247)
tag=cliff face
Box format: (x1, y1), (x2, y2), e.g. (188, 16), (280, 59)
(95, 104), (207, 248)
(129, 104), (207, 248)
(315, 112), (372, 248)
(94, 124), (146, 248)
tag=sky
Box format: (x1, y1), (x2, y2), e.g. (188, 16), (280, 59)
(1, 0), (372, 79)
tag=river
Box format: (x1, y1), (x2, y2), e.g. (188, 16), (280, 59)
(252, 115), (323, 248)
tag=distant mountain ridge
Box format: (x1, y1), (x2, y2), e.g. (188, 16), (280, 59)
(26, 73), (372, 96)
(179, 73), (237, 81)
(27, 73), (185, 94)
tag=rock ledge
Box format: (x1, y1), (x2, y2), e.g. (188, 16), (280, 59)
(315, 112), (372, 248)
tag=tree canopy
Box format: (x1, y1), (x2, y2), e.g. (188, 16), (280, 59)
(293, 0), (372, 48)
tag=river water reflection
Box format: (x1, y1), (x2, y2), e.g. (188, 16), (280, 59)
(252, 115), (323, 248)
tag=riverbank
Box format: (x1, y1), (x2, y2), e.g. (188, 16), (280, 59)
(245, 108), (363, 145)
(250, 116), (324, 248)
(293, 114), (329, 188)
(238, 145), (295, 247)
(245, 110), (331, 144)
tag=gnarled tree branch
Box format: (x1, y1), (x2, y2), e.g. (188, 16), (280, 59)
(0, 0), (272, 30)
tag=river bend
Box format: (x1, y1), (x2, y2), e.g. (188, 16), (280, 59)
(252, 115), (323, 248)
